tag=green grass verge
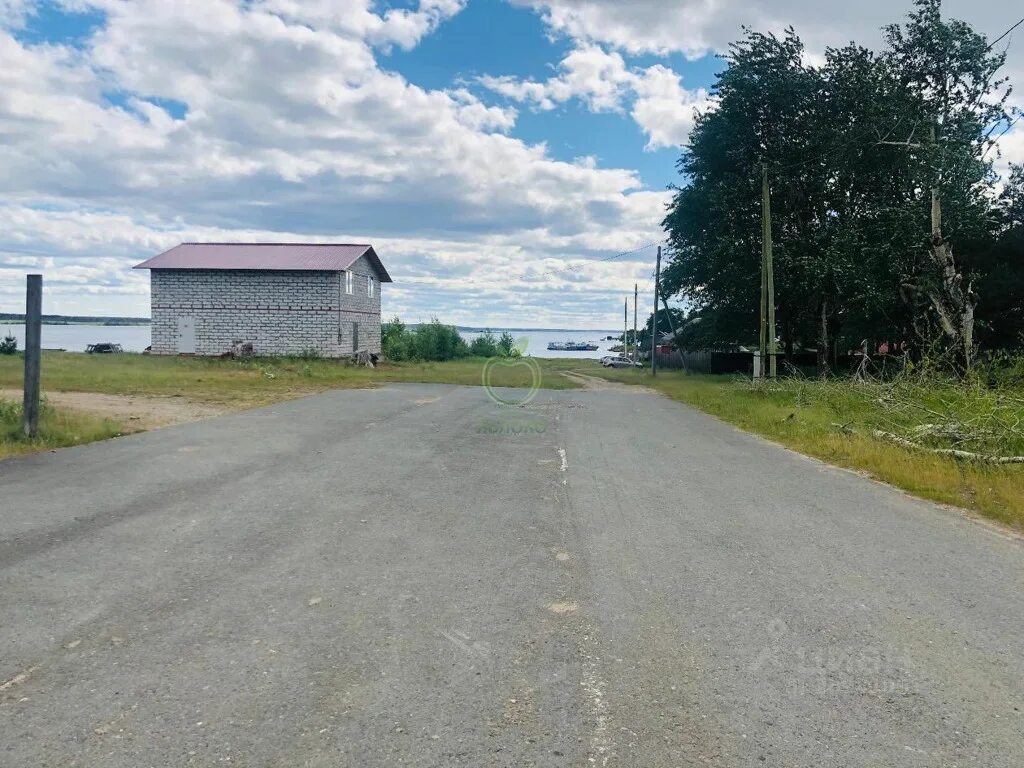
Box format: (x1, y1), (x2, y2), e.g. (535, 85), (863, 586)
(582, 362), (1024, 531)
(0, 352), (580, 408)
(0, 397), (124, 460)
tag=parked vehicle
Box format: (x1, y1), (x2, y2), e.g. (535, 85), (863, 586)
(85, 343), (124, 354)
(601, 355), (641, 368)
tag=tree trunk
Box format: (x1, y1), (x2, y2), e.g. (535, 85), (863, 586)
(926, 189), (977, 371)
(817, 297), (829, 379)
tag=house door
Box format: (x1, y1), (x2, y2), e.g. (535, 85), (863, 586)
(176, 316), (196, 354)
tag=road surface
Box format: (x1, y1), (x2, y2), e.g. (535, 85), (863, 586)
(1, 383), (1022, 767)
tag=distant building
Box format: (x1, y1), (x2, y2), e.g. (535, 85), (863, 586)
(134, 243), (391, 357)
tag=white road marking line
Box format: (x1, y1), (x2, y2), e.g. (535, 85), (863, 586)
(558, 448), (568, 484)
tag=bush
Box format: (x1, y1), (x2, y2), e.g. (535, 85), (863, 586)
(498, 331), (517, 357)
(381, 317), (407, 359)
(0, 332), (16, 356)
(470, 330), (499, 357)
(382, 317), (469, 362)
(413, 319), (469, 361)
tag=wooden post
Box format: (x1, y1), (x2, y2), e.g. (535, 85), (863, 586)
(624, 299), (629, 360)
(633, 283), (638, 362)
(651, 246), (661, 376)
(23, 274), (42, 438)
(759, 167), (768, 379)
(761, 163), (777, 378)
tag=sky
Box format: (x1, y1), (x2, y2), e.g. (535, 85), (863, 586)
(0, 0), (1021, 328)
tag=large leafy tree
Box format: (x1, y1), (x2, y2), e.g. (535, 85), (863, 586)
(661, 0), (1016, 367)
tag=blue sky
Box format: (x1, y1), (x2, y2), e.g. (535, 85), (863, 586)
(0, 0), (1021, 328)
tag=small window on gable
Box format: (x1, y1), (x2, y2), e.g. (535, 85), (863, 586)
(344, 271), (353, 295)
(368, 277), (375, 298)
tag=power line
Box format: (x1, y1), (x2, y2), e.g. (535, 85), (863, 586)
(528, 242), (659, 281)
(753, 15), (1024, 176)
(988, 16), (1024, 51)
(393, 241), (662, 289)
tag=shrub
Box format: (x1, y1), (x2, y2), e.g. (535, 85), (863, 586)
(382, 317), (469, 362)
(498, 331), (517, 357)
(0, 332), (16, 355)
(470, 330), (499, 357)
(413, 319), (469, 361)
(382, 317), (412, 361)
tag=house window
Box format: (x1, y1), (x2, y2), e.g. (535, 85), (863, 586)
(368, 277), (375, 298)
(344, 271), (353, 295)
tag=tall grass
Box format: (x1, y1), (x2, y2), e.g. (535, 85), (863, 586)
(0, 397), (124, 460)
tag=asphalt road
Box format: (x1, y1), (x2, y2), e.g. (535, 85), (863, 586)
(1, 383), (1022, 767)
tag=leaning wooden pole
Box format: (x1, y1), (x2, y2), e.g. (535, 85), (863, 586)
(660, 292), (687, 374)
(651, 245), (661, 376)
(23, 274), (42, 438)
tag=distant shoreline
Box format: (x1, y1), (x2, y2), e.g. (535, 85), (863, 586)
(2, 317), (614, 332)
(1, 315), (150, 326)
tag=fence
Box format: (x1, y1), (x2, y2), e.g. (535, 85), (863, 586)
(657, 350), (825, 376)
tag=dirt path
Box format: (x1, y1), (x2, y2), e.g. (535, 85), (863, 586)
(560, 370), (658, 394)
(0, 389), (227, 431)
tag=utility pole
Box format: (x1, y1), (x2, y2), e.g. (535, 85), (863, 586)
(624, 298), (629, 360)
(651, 245), (661, 376)
(761, 164), (777, 378)
(23, 274), (42, 438)
(632, 283), (638, 362)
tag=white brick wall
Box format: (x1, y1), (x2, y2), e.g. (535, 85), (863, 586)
(150, 263), (383, 357)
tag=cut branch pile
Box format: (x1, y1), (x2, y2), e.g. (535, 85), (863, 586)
(871, 430), (1024, 464)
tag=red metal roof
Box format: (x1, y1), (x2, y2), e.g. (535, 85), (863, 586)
(134, 243), (392, 282)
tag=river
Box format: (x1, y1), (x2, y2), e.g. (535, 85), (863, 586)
(1, 324), (624, 359)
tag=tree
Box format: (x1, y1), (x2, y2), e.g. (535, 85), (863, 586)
(381, 317), (411, 360)
(975, 164), (1024, 348)
(662, 0), (1013, 371)
(883, 0), (1011, 369)
(0, 332), (16, 355)
(497, 331), (517, 357)
(470, 330), (499, 357)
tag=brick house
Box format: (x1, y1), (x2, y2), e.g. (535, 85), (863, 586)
(134, 243), (391, 357)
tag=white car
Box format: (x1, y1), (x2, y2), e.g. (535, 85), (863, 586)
(601, 355), (641, 368)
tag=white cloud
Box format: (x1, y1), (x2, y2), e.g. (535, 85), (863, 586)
(482, 44), (635, 112)
(631, 65), (713, 150)
(0, 202), (665, 325)
(514, 0), (1024, 72)
(0, 0), (670, 325)
(994, 122), (1024, 177)
(480, 43), (712, 149)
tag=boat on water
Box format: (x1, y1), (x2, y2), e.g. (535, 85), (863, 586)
(548, 341), (600, 352)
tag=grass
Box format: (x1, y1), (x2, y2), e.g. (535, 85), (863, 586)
(0, 397), (124, 460)
(0, 352), (580, 408)
(582, 362), (1024, 530)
